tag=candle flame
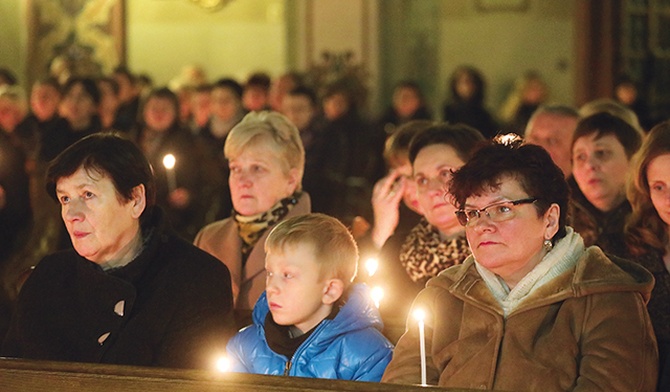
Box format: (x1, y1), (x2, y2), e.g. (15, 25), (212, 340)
(371, 286), (384, 308)
(163, 154), (176, 170)
(215, 355), (230, 373)
(413, 308), (426, 322)
(365, 258), (378, 277)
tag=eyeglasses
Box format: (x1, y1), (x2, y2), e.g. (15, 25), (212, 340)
(455, 197), (538, 227)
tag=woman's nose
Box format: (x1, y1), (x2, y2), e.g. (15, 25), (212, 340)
(62, 200), (84, 222)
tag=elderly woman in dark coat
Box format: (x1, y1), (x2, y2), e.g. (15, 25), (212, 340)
(2, 133), (235, 369)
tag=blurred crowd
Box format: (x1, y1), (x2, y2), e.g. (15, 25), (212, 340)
(0, 61), (668, 384)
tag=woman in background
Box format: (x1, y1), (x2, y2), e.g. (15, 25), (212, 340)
(373, 123), (484, 326)
(625, 122), (670, 390)
(194, 111), (309, 327)
(442, 65), (498, 138)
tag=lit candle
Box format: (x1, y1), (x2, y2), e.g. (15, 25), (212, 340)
(371, 286), (384, 308)
(162, 154), (177, 193)
(413, 308), (427, 386)
(365, 257), (379, 277)
(215, 355), (230, 373)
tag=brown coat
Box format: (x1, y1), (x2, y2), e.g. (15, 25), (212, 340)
(382, 247), (658, 391)
(193, 193), (311, 311)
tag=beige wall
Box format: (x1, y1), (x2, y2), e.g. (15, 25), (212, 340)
(0, 1), (27, 86)
(0, 0), (575, 113)
(438, 0), (575, 111)
(127, 0), (287, 85)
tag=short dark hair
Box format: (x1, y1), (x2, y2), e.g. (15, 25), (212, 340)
(408, 122), (485, 164)
(213, 78), (243, 100)
(64, 77), (101, 105)
(287, 86), (318, 107)
(449, 135), (569, 243)
(46, 133), (157, 224)
(572, 112), (643, 158)
(245, 72), (271, 90)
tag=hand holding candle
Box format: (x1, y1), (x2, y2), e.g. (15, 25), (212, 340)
(413, 308), (427, 386)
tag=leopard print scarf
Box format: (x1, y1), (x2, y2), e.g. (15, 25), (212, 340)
(234, 191), (301, 263)
(399, 218), (470, 285)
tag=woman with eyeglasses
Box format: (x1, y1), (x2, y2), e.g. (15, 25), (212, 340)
(382, 135), (658, 391)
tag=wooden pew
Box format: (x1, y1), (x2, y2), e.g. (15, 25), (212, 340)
(0, 357), (482, 392)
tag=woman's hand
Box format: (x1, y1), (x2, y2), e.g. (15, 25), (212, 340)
(370, 169), (406, 248)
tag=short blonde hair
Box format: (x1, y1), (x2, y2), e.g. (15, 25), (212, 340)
(224, 111), (305, 188)
(265, 213), (358, 286)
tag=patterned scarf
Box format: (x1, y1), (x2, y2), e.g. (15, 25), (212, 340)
(234, 191), (301, 262)
(399, 218), (470, 285)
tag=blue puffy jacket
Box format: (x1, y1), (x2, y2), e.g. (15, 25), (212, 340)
(226, 283), (394, 381)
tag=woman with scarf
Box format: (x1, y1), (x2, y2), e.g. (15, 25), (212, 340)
(372, 123), (484, 326)
(194, 111), (309, 328)
(383, 135), (658, 391)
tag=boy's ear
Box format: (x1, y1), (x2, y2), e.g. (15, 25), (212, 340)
(322, 279), (344, 305)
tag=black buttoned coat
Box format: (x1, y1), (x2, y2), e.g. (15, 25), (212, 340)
(2, 208), (236, 369)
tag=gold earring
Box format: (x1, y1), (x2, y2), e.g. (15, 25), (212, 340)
(543, 239), (553, 252)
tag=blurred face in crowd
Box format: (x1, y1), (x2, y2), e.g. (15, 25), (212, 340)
(98, 80), (119, 117)
(393, 86), (421, 119)
(143, 96), (177, 133)
(31, 83), (60, 122)
(60, 82), (97, 130)
(56, 166), (144, 265)
(525, 112), (577, 178)
(615, 82), (638, 106)
(647, 153), (670, 227)
(211, 87), (241, 122)
(243, 86), (268, 112)
(0, 97), (24, 132)
(572, 133), (630, 212)
(114, 73), (136, 103)
(323, 93), (349, 121)
(191, 90), (211, 128)
(282, 94), (315, 131)
(455, 71), (476, 101)
(228, 141), (299, 216)
(413, 143), (465, 237)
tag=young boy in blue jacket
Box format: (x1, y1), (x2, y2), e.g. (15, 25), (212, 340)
(226, 213), (393, 381)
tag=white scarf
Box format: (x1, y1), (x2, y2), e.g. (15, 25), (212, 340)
(475, 227), (584, 317)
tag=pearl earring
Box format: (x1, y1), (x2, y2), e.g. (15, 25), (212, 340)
(543, 239), (553, 252)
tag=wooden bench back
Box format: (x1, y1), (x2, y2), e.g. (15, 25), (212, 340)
(0, 357), (482, 392)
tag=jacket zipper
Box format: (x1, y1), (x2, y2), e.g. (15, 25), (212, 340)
(283, 360), (292, 376)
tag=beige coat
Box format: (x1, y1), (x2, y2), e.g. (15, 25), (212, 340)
(382, 247), (658, 391)
(194, 193), (310, 311)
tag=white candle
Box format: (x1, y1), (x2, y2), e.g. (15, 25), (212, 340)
(162, 154), (177, 193)
(413, 308), (427, 386)
(371, 286), (384, 308)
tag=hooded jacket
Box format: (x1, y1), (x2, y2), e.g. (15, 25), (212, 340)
(382, 246), (658, 391)
(226, 283), (393, 381)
